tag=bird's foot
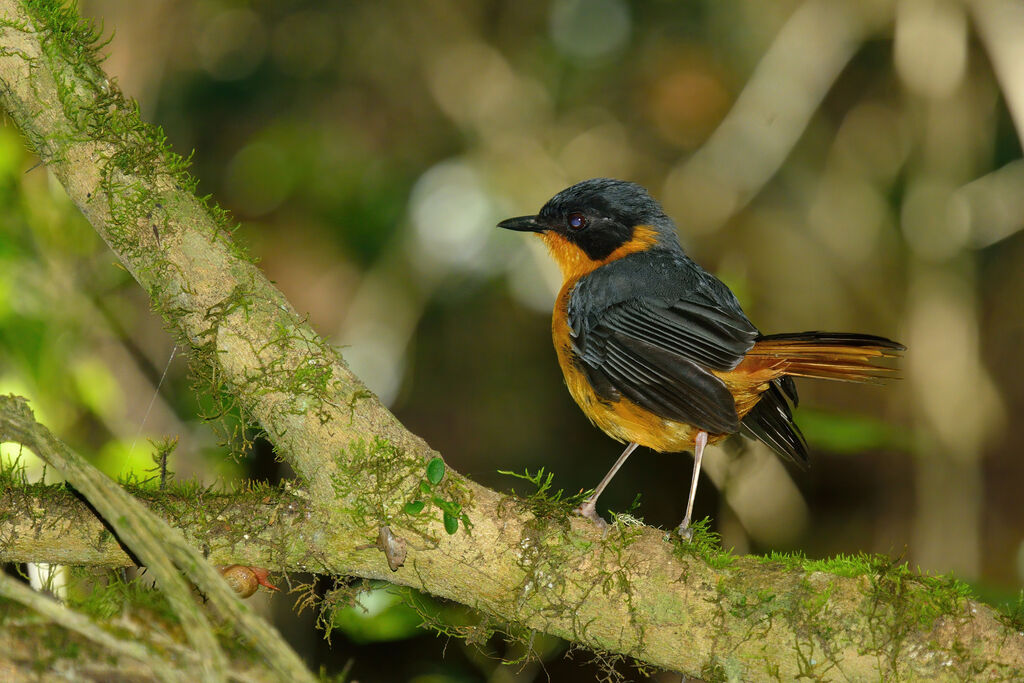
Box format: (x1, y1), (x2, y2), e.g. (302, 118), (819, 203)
(573, 500), (609, 533)
(676, 519), (693, 543)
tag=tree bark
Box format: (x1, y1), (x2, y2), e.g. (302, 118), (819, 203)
(0, 1), (1022, 680)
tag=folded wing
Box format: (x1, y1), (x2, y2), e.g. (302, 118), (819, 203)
(571, 295), (758, 435)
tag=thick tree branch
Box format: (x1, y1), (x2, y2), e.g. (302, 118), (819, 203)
(0, 396), (314, 683)
(0, 1), (1022, 679)
(0, 476), (309, 569)
(0, 596), (286, 683)
(0, 570), (188, 682)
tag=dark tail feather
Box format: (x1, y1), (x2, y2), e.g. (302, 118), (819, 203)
(756, 331), (904, 349)
(749, 332), (903, 383)
(741, 382), (808, 467)
(741, 332), (902, 463)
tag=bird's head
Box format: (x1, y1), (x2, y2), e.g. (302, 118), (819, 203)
(498, 178), (680, 280)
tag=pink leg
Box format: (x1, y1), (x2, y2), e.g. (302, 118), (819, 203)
(677, 430), (708, 541)
(574, 442), (639, 530)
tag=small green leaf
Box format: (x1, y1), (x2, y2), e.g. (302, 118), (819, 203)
(443, 511), (459, 535)
(419, 480), (432, 495)
(426, 457), (445, 485)
(433, 497), (461, 516)
(404, 501), (424, 515)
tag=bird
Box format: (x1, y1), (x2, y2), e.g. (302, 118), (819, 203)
(497, 178), (903, 539)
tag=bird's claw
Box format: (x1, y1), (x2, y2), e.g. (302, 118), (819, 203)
(677, 523), (694, 543)
(574, 502), (610, 533)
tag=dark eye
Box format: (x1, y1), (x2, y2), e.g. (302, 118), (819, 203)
(567, 212), (587, 230)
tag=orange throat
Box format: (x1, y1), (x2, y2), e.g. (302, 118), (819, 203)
(539, 225), (659, 282)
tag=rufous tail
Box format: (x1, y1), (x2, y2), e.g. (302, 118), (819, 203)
(749, 332), (904, 383)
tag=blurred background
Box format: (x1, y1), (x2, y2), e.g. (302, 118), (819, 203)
(1, 0), (1023, 679)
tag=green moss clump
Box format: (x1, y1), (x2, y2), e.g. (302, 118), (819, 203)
(329, 438), (471, 545)
(72, 571), (179, 625)
(998, 591), (1024, 633)
(497, 467), (588, 521)
(670, 517), (736, 569)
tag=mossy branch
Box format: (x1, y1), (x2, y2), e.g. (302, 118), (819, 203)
(0, 471), (310, 570)
(0, 570), (193, 683)
(0, 586), (289, 682)
(0, 1), (1022, 680)
(0, 395), (314, 683)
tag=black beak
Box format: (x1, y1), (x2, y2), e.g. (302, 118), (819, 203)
(497, 215), (545, 233)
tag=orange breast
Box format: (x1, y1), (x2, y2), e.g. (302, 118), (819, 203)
(552, 282), (706, 452)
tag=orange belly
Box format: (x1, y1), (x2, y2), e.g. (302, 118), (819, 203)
(552, 284), (780, 453)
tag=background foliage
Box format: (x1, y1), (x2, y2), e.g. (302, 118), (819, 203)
(2, 0), (1023, 679)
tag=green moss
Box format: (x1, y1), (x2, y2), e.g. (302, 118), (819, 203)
(997, 591), (1024, 633)
(402, 587), (503, 646)
(291, 576), (368, 643)
(328, 437), (471, 545)
(58, 568), (271, 664)
(861, 556), (973, 645)
(0, 455), (90, 554)
(345, 389), (372, 422)
(697, 546), (983, 679)
(19, 1), (270, 463)
(0, 452), (32, 489)
(492, 469), (653, 658)
(497, 467), (588, 520)
(670, 517), (736, 569)
(30, 1), (106, 68)
(757, 549), (879, 577)
(755, 547), (977, 619)
(700, 658), (729, 683)
(72, 571), (179, 624)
